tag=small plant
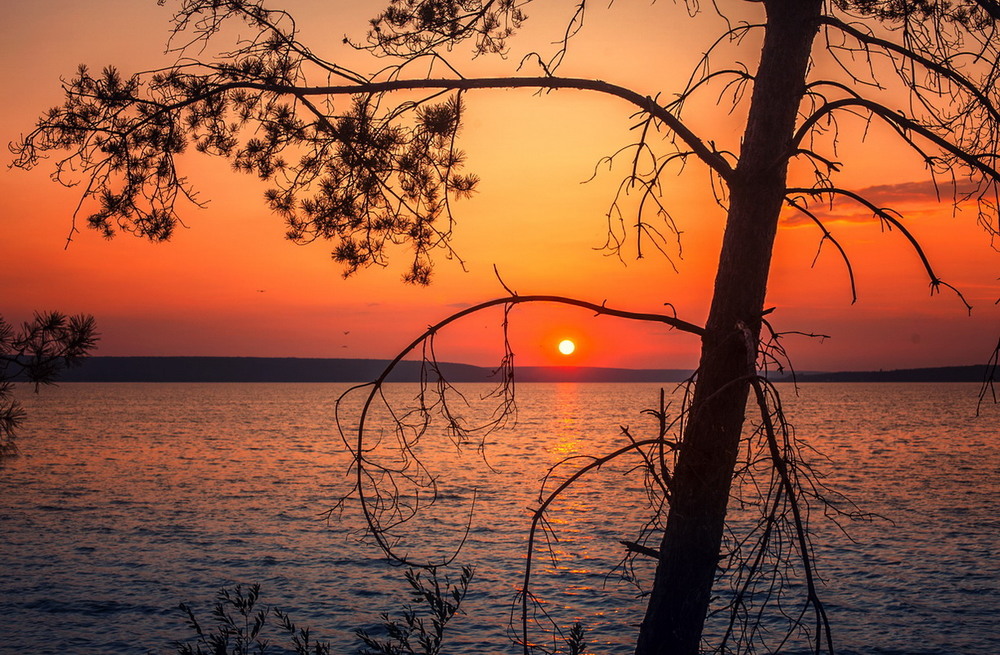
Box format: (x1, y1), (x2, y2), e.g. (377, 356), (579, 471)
(564, 622), (586, 655)
(356, 565), (475, 655)
(174, 566), (473, 655)
(174, 584), (330, 655)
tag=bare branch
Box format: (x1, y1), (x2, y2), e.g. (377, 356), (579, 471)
(793, 97), (1000, 182)
(820, 15), (1000, 124)
(787, 185), (973, 311)
(338, 294), (702, 564)
(784, 196), (858, 303)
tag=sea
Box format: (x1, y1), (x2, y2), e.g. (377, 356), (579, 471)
(0, 382), (996, 654)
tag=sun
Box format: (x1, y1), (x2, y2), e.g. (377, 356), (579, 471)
(557, 339), (576, 356)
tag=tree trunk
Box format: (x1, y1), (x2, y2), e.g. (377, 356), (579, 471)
(634, 2), (823, 653)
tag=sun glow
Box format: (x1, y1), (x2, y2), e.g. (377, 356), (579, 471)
(558, 339), (576, 356)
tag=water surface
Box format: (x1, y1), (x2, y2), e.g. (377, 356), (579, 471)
(1, 382), (996, 654)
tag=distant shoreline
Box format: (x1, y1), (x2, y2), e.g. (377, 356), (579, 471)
(43, 356), (994, 384)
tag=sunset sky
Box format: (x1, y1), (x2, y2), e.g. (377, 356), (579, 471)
(2, 0), (997, 371)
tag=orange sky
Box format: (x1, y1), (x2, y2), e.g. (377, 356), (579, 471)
(2, 0), (997, 371)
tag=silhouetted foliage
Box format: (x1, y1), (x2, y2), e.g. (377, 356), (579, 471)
(0, 312), (98, 457)
(356, 565), (474, 655)
(176, 583), (332, 655)
(174, 567), (473, 655)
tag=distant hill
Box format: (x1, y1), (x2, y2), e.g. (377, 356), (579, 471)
(53, 357), (480, 383)
(45, 357), (992, 384)
(783, 365), (992, 383)
(52, 356), (693, 383)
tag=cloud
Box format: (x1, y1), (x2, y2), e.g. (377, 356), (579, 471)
(782, 179), (983, 227)
(853, 180), (981, 205)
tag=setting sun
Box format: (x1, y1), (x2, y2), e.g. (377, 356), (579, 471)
(558, 339), (576, 356)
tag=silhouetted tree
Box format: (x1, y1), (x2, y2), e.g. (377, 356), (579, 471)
(12, 1), (999, 653)
(0, 312), (98, 457)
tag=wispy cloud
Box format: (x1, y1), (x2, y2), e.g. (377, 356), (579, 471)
(852, 180), (981, 204)
(783, 179), (983, 227)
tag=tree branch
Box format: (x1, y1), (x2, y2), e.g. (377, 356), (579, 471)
(340, 294), (703, 565)
(793, 97), (1000, 183)
(787, 186), (972, 311)
(17, 74), (733, 183)
(784, 196), (858, 303)
(819, 15), (1000, 125)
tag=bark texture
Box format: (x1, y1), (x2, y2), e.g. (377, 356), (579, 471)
(634, 2), (824, 653)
